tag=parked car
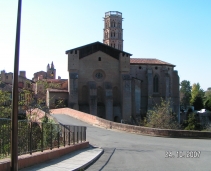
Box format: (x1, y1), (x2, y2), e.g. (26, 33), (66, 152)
(197, 109), (211, 113)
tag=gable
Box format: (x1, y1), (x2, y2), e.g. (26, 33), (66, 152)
(66, 41), (132, 60)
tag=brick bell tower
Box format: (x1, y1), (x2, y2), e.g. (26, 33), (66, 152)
(103, 11), (123, 50)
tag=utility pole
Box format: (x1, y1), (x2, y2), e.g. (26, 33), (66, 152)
(11, 0), (22, 170)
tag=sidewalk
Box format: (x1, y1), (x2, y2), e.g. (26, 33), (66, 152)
(20, 146), (103, 171)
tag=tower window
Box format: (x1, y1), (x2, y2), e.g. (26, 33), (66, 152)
(98, 57), (101, 61)
(139, 66), (142, 69)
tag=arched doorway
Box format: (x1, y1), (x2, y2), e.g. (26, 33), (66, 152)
(114, 116), (119, 122)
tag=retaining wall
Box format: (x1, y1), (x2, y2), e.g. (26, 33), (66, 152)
(51, 108), (211, 139)
(0, 141), (89, 171)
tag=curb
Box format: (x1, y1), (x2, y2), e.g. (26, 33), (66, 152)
(75, 147), (104, 171)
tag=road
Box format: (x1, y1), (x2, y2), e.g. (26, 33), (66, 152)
(52, 114), (211, 171)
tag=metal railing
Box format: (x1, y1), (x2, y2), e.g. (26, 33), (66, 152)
(0, 118), (86, 159)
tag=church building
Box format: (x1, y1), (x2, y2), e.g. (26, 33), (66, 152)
(64, 11), (179, 122)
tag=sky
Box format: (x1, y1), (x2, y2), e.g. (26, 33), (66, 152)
(0, 0), (210, 90)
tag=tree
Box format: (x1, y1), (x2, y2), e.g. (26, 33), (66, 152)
(184, 112), (200, 130)
(145, 99), (179, 129)
(0, 90), (11, 118)
(180, 80), (191, 109)
(190, 83), (204, 110)
(204, 89), (211, 110)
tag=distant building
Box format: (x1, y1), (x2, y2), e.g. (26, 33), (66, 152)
(32, 62), (68, 107)
(0, 70), (34, 90)
(33, 62), (56, 82)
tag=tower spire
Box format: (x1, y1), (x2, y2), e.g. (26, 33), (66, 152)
(47, 63), (50, 71)
(103, 11), (123, 50)
(51, 61), (54, 69)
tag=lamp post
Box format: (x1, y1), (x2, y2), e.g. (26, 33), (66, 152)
(11, 0), (22, 170)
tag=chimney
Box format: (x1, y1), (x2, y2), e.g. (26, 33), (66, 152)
(19, 71), (26, 78)
(0, 70), (6, 81)
(58, 76), (61, 80)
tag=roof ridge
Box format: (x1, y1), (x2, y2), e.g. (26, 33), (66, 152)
(130, 58), (175, 66)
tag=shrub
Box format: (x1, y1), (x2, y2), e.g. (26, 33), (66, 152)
(184, 113), (201, 130)
(145, 99), (179, 129)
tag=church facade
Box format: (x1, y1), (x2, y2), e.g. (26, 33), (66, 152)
(65, 11), (180, 122)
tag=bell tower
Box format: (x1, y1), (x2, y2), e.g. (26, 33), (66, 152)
(103, 11), (123, 50)
(47, 61), (56, 79)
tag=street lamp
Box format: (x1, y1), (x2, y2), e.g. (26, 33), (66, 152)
(11, 0), (22, 170)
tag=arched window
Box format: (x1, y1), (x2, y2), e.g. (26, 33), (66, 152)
(153, 75), (159, 93)
(98, 57), (101, 61)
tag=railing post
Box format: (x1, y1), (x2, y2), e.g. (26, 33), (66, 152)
(73, 126), (75, 145)
(50, 124), (53, 150)
(41, 123), (43, 152)
(68, 125), (70, 145)
(84, 127), (86, 141)
(77, 127), (79, 144)
(30, 122), (32, 155)
(81, 127), (83, 142)
(57, 124), (60, 148)
(8, 120), (11, 155)
(63, 126), (65, 147)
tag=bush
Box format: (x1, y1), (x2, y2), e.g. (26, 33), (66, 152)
(184, 113), (201, 130)
(145, 99), (179, 129)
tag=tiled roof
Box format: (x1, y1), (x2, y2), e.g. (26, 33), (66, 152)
(130, 58), (175, 67)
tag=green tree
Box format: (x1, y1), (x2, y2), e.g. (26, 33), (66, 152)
(145, 99), (179, 129)
(204, 88), (211, 110)
(180, 80), (191, 109)
(0, 90), (11, 118)
(190, 83), (204, 110)
(184, 112), (200, 130)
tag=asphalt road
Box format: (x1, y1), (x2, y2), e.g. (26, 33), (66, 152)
(52, 114), (211, 171)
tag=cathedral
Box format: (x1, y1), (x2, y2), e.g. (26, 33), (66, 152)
(64, 11), (180, 122)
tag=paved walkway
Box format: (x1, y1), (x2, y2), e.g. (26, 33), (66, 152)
(20, 146), (103, 171)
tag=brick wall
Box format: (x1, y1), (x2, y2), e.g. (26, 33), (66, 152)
(0, 142), (89, 171)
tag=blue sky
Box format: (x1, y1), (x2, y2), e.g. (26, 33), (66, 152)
(0, 0), (210, 90)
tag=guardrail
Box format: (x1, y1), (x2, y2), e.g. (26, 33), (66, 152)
(0, 118), (86, 159)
